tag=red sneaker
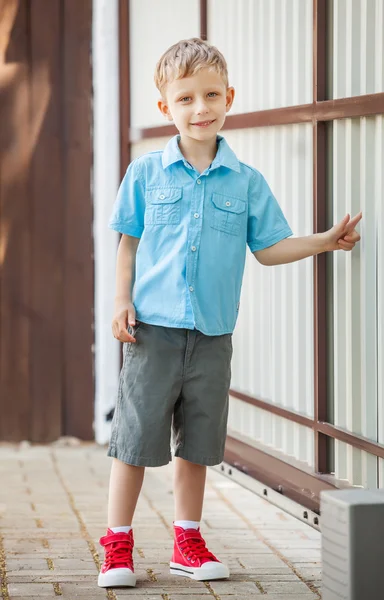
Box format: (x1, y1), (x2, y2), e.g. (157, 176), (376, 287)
(98, 528), (136, 588)
(170, 526), (229, 581)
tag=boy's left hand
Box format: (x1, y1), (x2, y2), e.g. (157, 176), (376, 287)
(322, 212), (362, 252)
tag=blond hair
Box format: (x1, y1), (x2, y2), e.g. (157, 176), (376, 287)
(154, 38), (229, 96)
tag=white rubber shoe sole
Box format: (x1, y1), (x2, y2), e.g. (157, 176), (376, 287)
(98, 567), (136, 588)
(170, 561), (230, 581)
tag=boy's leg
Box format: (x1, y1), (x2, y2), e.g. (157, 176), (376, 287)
(99, 322), (185, 588)
(173, 457), (206, 521)
(170, 330), (232, 581)
(98, 459), (144, 588)
(108, 458), (145, 527)
(171, 457), (229, 581)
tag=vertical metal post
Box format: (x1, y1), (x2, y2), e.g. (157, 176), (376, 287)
(200, 0), (208, 40)
(313, 0), (328, 473)
(118, 0), (130, 177)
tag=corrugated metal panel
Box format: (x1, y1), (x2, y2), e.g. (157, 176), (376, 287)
(228, 398), (314, 468)
(332, 0), (384, 98)
(331, 115), (383, 486)
(207, 0), (312, 112)
(224, 126), (314, 467)
(130, 0), (199, 130)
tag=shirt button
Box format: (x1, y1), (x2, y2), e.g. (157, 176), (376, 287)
(189, 286), (194, 292)
(225, 201), (231, 206)
(194, 213), (199, 218)
(159, 194), (165, 199)
(191, 246), (197, 252)
(197, 179), (202, 184)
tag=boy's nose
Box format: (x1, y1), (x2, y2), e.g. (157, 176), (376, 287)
(196, 102), (209, 114)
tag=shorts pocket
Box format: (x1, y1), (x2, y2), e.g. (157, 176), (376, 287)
(210, 193), (246, 236)
(145, 187), (182, 225)
(125, 321), (143, 356)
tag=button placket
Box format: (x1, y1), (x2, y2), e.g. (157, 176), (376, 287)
(186, 176), (204, 312)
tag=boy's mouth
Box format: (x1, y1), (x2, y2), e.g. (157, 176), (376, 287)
(191, 119), (216, 127)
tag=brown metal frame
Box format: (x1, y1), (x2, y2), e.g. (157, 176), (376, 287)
(313, 0), (328, 474)
(119, 0), (131, 176)
(118, 0), (384, 510)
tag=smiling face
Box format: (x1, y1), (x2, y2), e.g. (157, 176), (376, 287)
(158, 68), (235, 142)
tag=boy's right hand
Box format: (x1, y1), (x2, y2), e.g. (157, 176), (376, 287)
(112, 302), (137, 343)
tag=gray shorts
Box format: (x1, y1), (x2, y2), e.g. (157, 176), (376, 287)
(107, 321), (233, 467)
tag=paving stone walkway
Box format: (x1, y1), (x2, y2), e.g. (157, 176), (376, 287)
(0, 443), (322, 599)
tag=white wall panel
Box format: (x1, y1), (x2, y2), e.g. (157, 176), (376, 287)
(208, 0), (312, 112)
(130, 0), (199, 130)
(224, 126), (314, 467)
(332, 0), (384, 98)
(331, 115), (384, 486)
(93, 0), (121, 444)
(377, 115), (384, 486)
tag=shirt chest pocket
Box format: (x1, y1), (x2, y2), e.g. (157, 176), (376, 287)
(145, 187), (182, 225)
(210, 193), (247, 236)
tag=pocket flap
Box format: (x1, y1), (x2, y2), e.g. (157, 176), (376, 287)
(212, 193), (246, 214)
(146, 188), (182, 204)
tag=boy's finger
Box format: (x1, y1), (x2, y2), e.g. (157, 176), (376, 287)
(336, 214), (350, 236)
(343, 231), (361, 243)
(338, 240), (354, 251)
(118, 328), (136, 343)
(127, 310), (136, 327)
(345, 212), (362, 233)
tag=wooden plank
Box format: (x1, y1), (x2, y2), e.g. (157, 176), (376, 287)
(29, 0), (63, 442)
(62, 0), (94, 439)
(0, 0), (31, 441)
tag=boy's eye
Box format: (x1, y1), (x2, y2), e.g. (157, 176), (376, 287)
(207, 92), (218, 97)
(180, 96), (191, 102)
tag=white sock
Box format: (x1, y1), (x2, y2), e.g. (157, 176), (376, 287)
(110, 526), (132, 533)
(174, 520), (200, 530)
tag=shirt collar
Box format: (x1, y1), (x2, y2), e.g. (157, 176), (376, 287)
(162, 134), (241, 173)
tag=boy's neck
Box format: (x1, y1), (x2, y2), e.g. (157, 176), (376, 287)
(178, 135), (218, 174)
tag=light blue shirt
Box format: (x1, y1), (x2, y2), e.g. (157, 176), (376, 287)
(109, 134), (292, 335)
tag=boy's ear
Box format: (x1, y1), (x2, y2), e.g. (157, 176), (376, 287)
(158, 98), (173, 121)
(225, 86), (235, 113)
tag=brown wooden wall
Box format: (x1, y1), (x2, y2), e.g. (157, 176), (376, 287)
(0, 0), (94, 442)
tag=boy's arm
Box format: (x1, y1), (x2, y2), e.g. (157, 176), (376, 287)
(254, 212), (362, 266)
(112, 234), (140, 343)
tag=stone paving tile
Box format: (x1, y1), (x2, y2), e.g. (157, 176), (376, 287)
(48, 582), (107, 598)
(8, 583), (56, 596)
(0, 443), (322, 599)
(218, 596), (317, 600)
(209, 580), (263, 595)
(259, 580), (317, 594)
(114, 597), (164, 600)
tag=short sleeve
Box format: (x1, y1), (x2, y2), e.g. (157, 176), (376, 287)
(247, 172), (293, 252)
(108, 159), (145, 238)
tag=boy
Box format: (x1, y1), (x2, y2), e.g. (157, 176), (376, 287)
(98, 38), (361, 588)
